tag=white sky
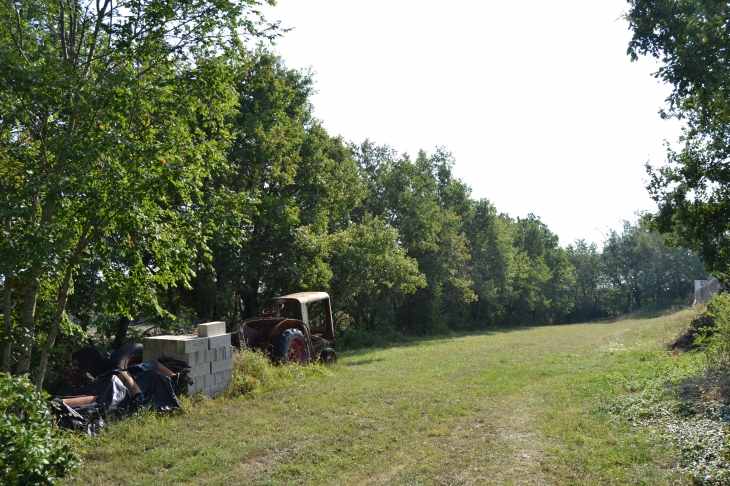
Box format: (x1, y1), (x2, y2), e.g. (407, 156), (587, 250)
(260, 0), (682, 247)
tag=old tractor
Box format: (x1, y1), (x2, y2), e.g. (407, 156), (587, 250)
(232, 292), (337, 365)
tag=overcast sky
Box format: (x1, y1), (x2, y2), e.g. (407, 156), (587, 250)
(259, 0), (682, 246)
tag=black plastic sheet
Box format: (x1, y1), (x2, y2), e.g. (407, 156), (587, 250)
(51, 359), (181, 434)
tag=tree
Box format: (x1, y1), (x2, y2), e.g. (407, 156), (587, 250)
(328, 215), (425, 332)
(566, 240), (605, 322)
(359, 148), (475, 333)
(600, 219), (707, 313)
(626, 0), (730, 275)
(0, 0), (276, 387)
(508, 215), (574, 324)
(463, 200), (516, 327)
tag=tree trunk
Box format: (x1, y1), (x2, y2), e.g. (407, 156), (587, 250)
(113, 316), (131, 350)
(2, 274), (16, 372)
(35, 224), (92, 389)
(230, 295), (239, 327)
(14, 265), (42, 375)
(14, 200), (55, 376)
(35, 264), (74, 389)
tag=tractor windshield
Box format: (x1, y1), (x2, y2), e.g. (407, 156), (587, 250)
(307, 299), (328, 335)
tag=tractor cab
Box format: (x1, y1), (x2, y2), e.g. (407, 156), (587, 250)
(233, 291), (336, 364)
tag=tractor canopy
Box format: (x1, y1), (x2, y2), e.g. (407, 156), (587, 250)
(263, 292), (334, 340)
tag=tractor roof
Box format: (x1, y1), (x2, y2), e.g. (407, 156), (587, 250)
(268, 292), (330, 305)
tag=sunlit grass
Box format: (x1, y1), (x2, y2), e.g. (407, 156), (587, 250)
(63, 309), (699, 485)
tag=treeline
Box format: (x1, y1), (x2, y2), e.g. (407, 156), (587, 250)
(0, 35), (706, 389)
(172, 53), (706, 332)
(78, 56), (712, 331)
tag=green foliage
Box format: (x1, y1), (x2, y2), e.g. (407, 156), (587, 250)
(626, 0), (730, 275)
(0, 373), (79, 484)
(0, 4), (712, 390)
(225, 348), (330, 398)
(0, 0), (277, 384)
(600, 307), (730, 485)
(509, 214), (574, 324)
(600, 219), (707, 315)
(328, 215), (425, 332)
(702, 294), (730, 368)
(566, 239), (606, 322)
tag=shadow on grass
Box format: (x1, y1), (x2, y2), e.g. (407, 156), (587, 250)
(620, 302), (695, 321)
(334, 325), (539, 359)
(342, 358), (386, 367)
(671, 364), (730, 423)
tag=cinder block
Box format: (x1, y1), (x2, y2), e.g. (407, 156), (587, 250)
(208, 333), (231, 350)
(180, 351), (205, 365)
(177, 336), (209, 354)
(143, 337), (162, 351)
(194, 373), (208, 389)
(208, 370), (232, 396)
(211, 356), (233, 374)
(189, 361), (211, 378)
(209, 382), (225, 397)
(197, 321), (226, 338)
(216, 345), (233, 360)
(187, 373), (207, 394)
(159, 340), (179, 353)
(187, 380), (211, 396)
(204, 348), (216, 363)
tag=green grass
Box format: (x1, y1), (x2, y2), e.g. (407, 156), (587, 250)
(63, 309), (702, 485)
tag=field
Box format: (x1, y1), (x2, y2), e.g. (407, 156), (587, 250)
(63, 309), (700, 485)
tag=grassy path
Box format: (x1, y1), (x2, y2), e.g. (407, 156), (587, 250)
(65, 310), (697, 485)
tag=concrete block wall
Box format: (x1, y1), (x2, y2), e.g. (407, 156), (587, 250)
(143, 321), (234, 397)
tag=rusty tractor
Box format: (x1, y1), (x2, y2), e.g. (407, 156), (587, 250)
(231, 292), (337, 365)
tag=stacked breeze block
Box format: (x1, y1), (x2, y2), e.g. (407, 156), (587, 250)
(142, 321), (233, 397)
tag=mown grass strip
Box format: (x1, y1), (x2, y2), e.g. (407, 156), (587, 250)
(64, 309), (698, 485)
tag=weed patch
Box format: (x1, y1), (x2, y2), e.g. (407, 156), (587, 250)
(603, 297), (730, 485)
(225, 348), (332, 398)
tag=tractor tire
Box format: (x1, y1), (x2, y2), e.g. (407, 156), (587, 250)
(272, 329), (309, 364)
(69, 347), (108, 390)
(109, 343), (144, 370)
(319, 348), (337, 364)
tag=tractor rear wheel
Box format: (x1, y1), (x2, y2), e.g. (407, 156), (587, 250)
(273, 329), (309, 364)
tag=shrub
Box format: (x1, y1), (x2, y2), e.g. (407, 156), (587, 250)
(703, 294), (730, 367)
(0, 373), (79, 485)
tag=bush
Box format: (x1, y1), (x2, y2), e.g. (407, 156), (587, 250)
(703, 294), (730, 367)
(0, 373), (79, 485)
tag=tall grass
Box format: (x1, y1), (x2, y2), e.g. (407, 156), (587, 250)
(224, 348), (331, 398)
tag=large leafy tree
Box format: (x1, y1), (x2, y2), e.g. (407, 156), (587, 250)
(183, 52), (374, 323)
(565, 239), (605, 322)
(463, 200), (516, 327)
(0, 0), (276, 387)
(626, 0), (730, 275)
(508, 215), (574, 324)
(352, 146), (474, 333)
(600, 219), (707, 313)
